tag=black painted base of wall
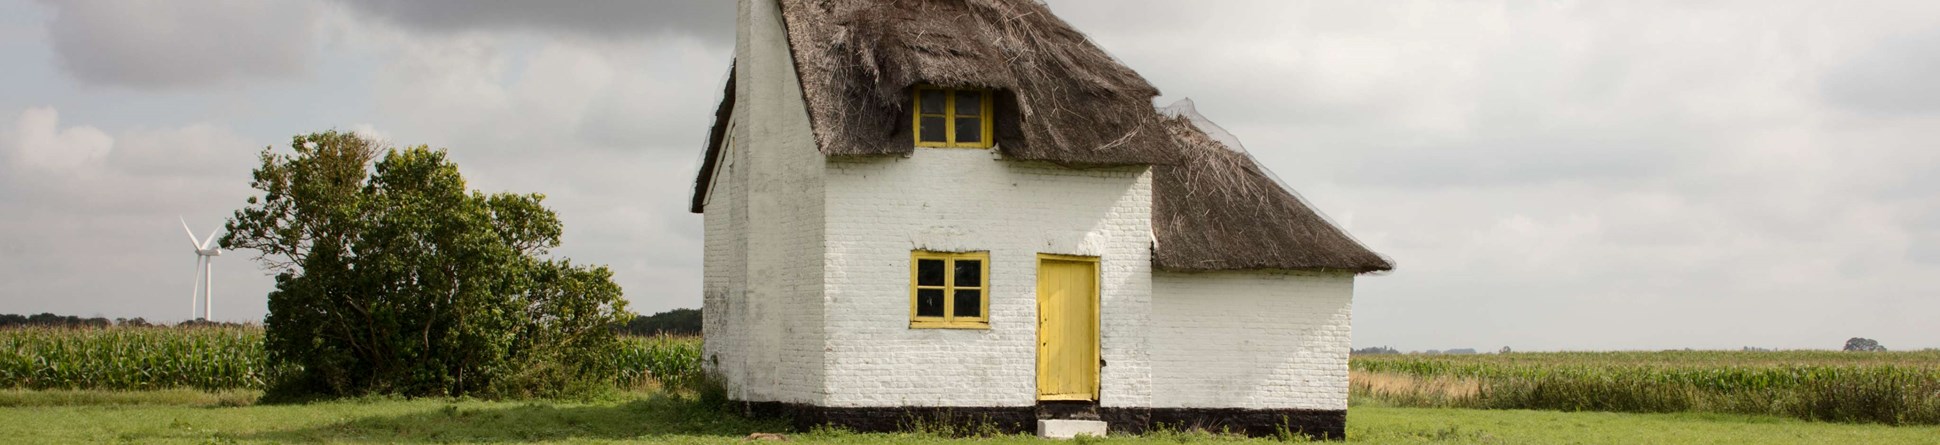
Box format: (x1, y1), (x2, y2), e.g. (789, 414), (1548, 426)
(735, 401), (1345, 440)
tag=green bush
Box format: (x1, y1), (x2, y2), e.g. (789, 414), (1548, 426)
(224, 132), (633, 398)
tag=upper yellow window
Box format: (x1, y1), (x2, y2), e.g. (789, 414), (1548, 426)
(910, 250), (989, 329)
(913, 86), (993, 148)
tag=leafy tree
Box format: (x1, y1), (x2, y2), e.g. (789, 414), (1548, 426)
(1843, 337), (1887, 352)
(223, 131), (631, 397)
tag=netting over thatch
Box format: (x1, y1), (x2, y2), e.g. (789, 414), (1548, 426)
(1151, 102), (1392, 273)
(775, 0), (1180, 164)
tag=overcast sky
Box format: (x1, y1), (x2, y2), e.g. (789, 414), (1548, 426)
(2, 0), (1935, 351)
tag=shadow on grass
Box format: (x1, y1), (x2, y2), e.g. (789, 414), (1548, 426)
(245, 395), (786, 443)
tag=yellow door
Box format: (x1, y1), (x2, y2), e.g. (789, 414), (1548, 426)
(1037, 255), (1099, 401)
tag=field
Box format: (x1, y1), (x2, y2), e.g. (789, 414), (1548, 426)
(0, 326), (701, 392)
(6, 327), (1940, 443)
(1352, 350), (1940, 425)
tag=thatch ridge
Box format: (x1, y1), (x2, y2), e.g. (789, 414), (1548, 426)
(1152, 106), (1392, 273)
(776, 0), (1181, 164)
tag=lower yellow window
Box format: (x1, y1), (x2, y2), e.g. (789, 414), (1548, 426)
(910, 251), (989, 329)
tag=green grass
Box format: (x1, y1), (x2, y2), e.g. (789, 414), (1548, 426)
(0, 390), (1936, 444)
(0, 388), (261, 407)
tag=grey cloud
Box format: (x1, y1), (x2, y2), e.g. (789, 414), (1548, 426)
(41, 0), (316, 89)
(1820, 30), (1940, 115)
(331, 0), (733, 44)
(1047, 0), (1940, 350)
(9, 0), (1940, 350)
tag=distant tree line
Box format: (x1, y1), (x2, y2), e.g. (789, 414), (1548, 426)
(1352, 346), (1400, 355)
(0, 313), (247, 328)
(617, 308), (700, 336)
(3, 308), (697, 334)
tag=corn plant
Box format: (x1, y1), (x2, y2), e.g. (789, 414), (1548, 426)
(612, 335), (703, 391)
(0, 326), (276, 390)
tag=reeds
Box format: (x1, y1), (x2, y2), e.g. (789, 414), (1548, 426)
(1351, 350), (1940, 425)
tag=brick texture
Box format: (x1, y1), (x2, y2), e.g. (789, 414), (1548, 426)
(1150, 270), (1355, 410)
(820, 149), (1153, 408)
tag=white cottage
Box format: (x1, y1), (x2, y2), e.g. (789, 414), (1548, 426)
(691, 0), (1391, 438)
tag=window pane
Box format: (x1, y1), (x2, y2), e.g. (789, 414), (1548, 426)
(919, 117), (947, 143)
(917, 259), (945, 286)
(917, 289), (945, 317)
(954, 259), (981, 287)
(920, 90), (946, 114)
(954, 118), (982, 144)
(954, 90), (982, 116)
(953, 289), (981, 318)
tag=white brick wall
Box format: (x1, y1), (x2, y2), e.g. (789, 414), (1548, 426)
(820, 149), (1153, 408)
(703, 0), (825, 405)
(1149, 270), (1355, 410)
(700, 110), (746, 397)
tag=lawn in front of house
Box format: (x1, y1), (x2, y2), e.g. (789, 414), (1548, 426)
(1, 390), (1937, 444)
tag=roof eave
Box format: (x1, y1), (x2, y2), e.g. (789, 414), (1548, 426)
(689, 64), (738, 214)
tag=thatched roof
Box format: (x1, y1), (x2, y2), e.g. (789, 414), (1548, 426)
(691, 0), (1389, 273)
(775, 0), (1181, 164)
(1151, 100), (1392, 273)
(690, 65), (736, 213)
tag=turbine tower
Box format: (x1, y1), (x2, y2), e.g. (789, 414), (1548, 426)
(180, 217), (221, 321)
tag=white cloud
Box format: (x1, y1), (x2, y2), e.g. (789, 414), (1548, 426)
(307, 18), (731, 314)
(110, 123), (257, 176)
(7, 107), (111, 173)
(0, 106), (268, 322)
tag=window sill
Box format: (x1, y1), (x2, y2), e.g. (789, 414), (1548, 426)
(909, 321), (991, 330)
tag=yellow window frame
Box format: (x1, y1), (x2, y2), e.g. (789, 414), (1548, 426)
(912, 86), (995, 148)
(909, 250), (991, 329)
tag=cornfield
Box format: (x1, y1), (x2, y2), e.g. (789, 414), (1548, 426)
(1, 326), (707, 393)
(611, 335), (704, 390)
(1352, 350), (1940, 425)
(0, 326), (273, 390)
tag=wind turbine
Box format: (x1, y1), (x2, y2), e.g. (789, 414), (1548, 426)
(180, 217), (221, 321)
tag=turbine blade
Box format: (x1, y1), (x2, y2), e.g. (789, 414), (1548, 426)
(179, 217), (202, 249)
(203, 227), (221, 250)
